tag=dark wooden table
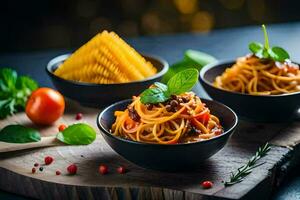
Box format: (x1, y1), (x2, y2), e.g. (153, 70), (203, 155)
(1, 22), (300, 199)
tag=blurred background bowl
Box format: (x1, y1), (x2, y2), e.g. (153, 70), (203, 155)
(97, 99), (238, 171)
(199, 60), (300, 122)
(46, 54), (169, 107)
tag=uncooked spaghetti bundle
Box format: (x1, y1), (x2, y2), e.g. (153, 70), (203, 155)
(54, 31), (157, 84)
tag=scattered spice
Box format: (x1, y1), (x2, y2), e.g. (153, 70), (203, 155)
(39, 167), (44, 172)
(32, 168), (36, 174)
(34, 163), (39, 167)
(75, 113), (83, 120)
(56, 170), (61, 176)
(117, 166), (126, 174)
(44, 156), (54, 165)
(201, 181), (213, 189)
(58, 124), (67, 132)
(99, 164), (108, 175)
(67, 164), (77, 175)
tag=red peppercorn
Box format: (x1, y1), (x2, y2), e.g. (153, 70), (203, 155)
(67, 164), (77, 175)
(58, 124), (67, 132)
(56, 170), (61, 175)
(201, 181), (213, 189)
(99, 164), (108, 175)
(117, 166), (126, 174)
(75, 113), (83, 120)
(32, 168), (36, 174)
(44, 156), (54, 165)
(34, 163), (39, 167)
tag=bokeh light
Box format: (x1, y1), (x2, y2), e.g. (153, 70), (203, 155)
(191, 11), (214, 32)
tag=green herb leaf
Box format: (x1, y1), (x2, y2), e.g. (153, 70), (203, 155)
(0, 124), (41, 143)
(154, 82), (168, 91)
(0, 68), (17, 91)
(262, 24), (270, 49)
(249, 42), (263, 54)
(161, 50), (216, 83)
(56, 123), (96, 145)
(268, 47), (290, 62)
(248, 25), (291, 63)
(166, 68), (199, 95)
(140, 88), (169, 104)
(0, 68), (38, 119)
(184, 49), (217, 66)
(140, 69), (199, 104)
(224, 143), (271, 186)
(255, 48), (269, 59)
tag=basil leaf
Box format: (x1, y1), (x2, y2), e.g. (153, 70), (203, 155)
(268, 47), (290, 62)
(154, 82), (168, 91)
(255, 48), (269, 59)
(56, 123), (96, 145)
(140, 88), (169, 104)
(0, 124), (41, 143)
(249, 42), (263, 54)
(167, 68), (199, 95)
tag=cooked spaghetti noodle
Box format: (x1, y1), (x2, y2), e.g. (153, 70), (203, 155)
(111, 92), (223, 144)
(214, 55), (300, 95)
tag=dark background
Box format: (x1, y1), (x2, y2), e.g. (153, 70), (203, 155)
(1, 0), (300, 52)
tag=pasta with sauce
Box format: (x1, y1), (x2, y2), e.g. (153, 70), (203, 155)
(111, 92), (223, 144)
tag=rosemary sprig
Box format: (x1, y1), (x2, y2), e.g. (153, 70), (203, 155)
(224, 143), (271, 186)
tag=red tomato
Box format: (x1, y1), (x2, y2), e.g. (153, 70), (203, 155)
(201, 181), (213, 189)
(99, 164), (108, 175)
(26, 88), (65, 125)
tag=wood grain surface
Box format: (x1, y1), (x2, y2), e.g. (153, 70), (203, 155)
(0, 99), (299, 200)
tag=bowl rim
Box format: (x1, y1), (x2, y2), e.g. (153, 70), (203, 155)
(200, 59), (300, 97)
(46, 53), (169, 86)
(96, 98), (238, 147)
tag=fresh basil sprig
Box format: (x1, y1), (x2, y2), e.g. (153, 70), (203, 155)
(0, 68), (38, 119)
(249, 25), (290, 62)
(140, 69), (199, 104)
(0, 124), (41, 143)
(56, 123), (96, 145)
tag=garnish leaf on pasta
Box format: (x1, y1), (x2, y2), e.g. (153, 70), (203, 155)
(140, 88), (169, 104)
(166, 68), (199, 95)
(154, 82), (168, 91)
(248, 24), (290, 62)
(140, 69), (199, 104)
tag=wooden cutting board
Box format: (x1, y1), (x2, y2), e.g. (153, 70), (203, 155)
(0, 99), (299, 200)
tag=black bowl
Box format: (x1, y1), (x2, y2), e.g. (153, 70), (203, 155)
(46, 54), (169, 107)
(199, 60), (300, 122)
(97, 99), (238, 171)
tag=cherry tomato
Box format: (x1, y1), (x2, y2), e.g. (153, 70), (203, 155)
(201, 181), (213, 189)
(117, 166), (126, 174)
(26, 88), (65, 125)
(99, 164), (108, 175)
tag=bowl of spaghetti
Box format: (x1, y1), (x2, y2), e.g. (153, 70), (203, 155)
(199, 57), (300, 122)
(97, 92), (238, 171)
(200, 25), (300, 122)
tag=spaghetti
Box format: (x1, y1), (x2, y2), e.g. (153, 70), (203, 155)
(111, 92), (223, 144)
(214, 55), (300, 95)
